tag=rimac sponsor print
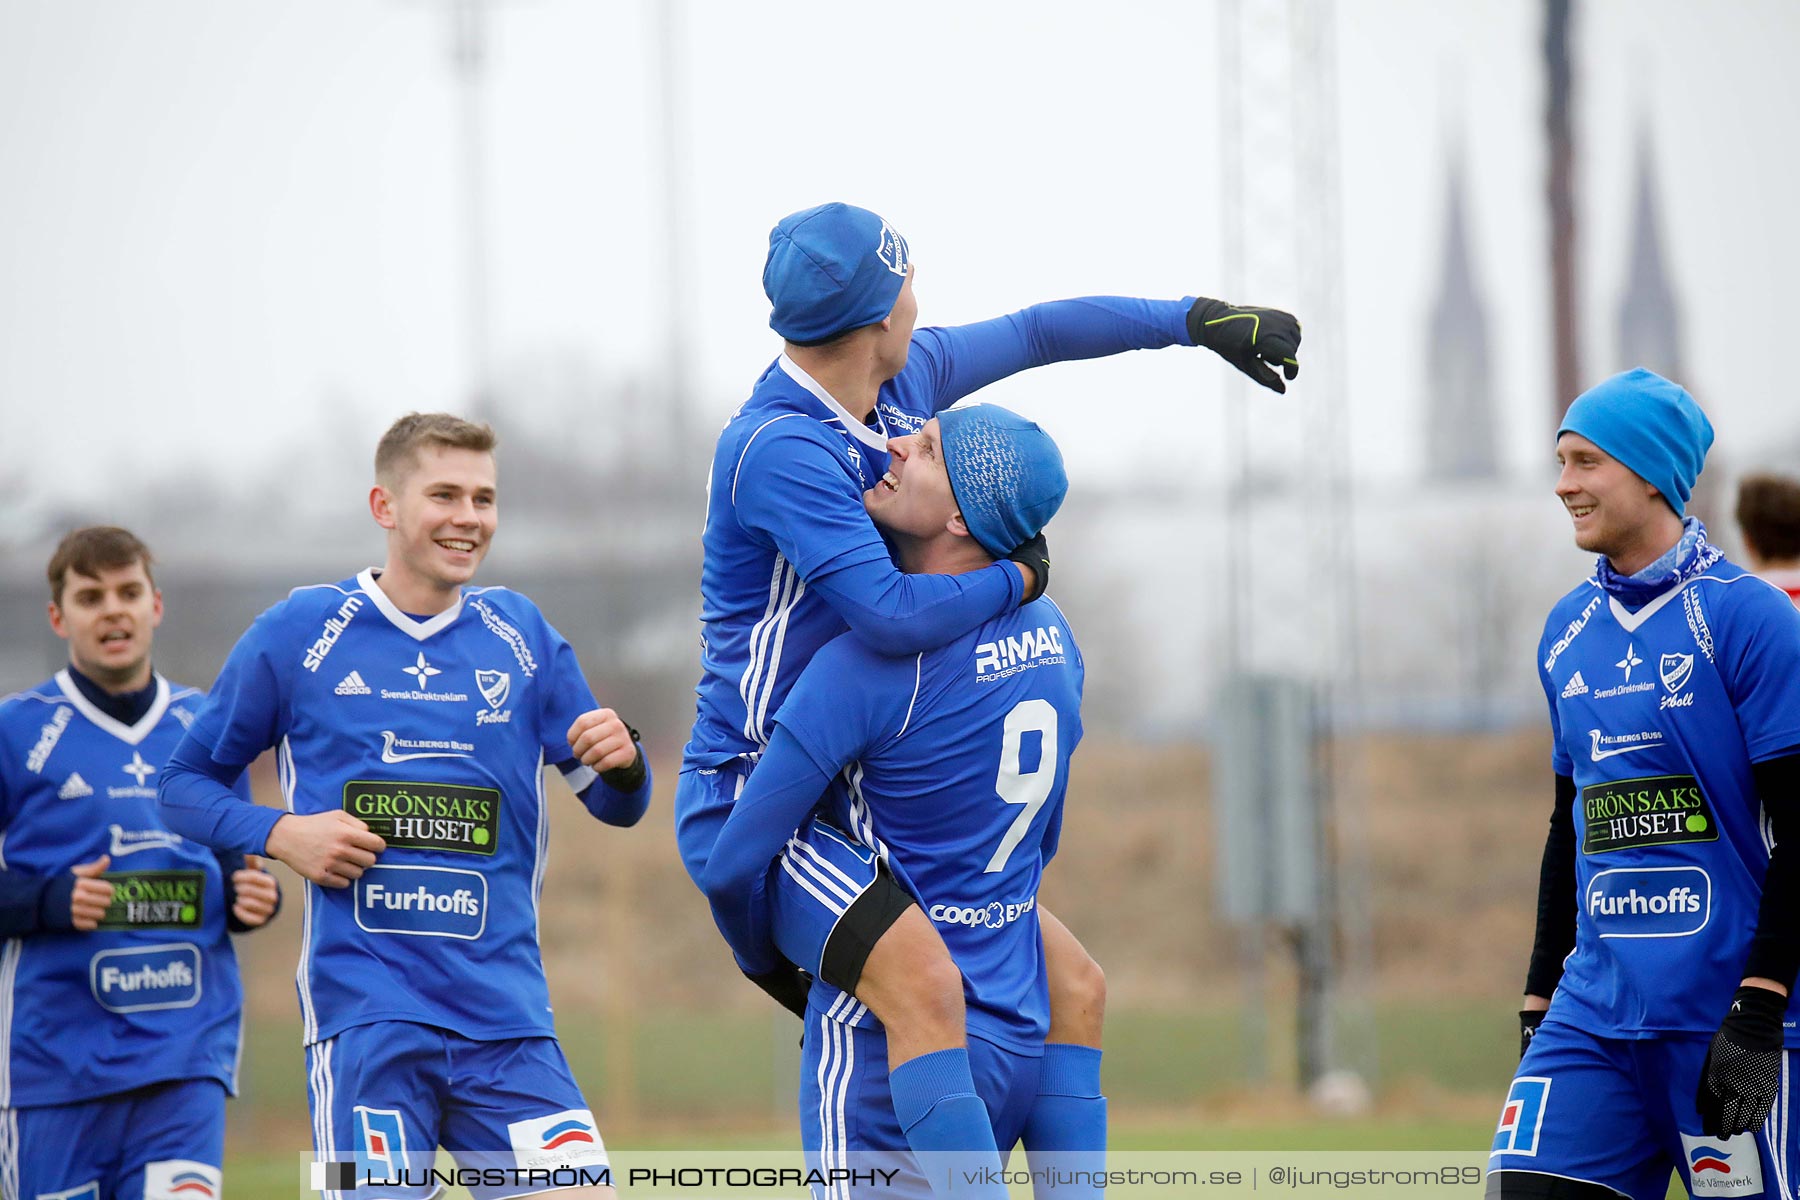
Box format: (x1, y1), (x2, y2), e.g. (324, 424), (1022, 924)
(1581, 774), (1716, 854)
(974, 624), (1066, 682)
(343, 780), (501, 855)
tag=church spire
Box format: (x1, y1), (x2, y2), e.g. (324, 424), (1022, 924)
(1426, 151), (1497, 480)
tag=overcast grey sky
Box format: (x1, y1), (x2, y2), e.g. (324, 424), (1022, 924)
(2, 0), (1796, 513)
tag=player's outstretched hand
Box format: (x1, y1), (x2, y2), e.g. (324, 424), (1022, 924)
(1186, 297), (1302, 394)
(568, 708), (640, 774)
(231, 853), (281, 927)
(265, 811), (386, 889)
(1696, 984), (1787, 1137)
(69, 854), (114, 931)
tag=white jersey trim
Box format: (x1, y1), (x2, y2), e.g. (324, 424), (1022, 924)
(0, 938), (18, 1109)
(1607, 584), (1688, 633)
(53, 670), (170, 746)
(356, 569), (464, 641)
(777, 354), (892, 454)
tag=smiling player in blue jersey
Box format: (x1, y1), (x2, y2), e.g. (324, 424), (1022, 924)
(0, 526), (280, 1200)
(158, 415), (649, 1200)
(703, 405), (1086, 1199)
(1489, 370), (1800, 1199)
(679, 201), (1300, 1169)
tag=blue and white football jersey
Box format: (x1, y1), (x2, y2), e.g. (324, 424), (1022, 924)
(0, 672), (245, 1107)
(1537, 556), (1800, 1042)
(684, 297), (1190, 774)
(168, 571), (606, 1046)
(779, 597), (1085, 1053)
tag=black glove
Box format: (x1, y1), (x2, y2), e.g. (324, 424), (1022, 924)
(1696, 984), (1788, 1137)
(1519, 1008), (1546, 1061)
(1008, 532), (1049, 604)
(1186, 297), (1302, 393)
(744, 963), (812, 1021)
(598, 722), (646, 792)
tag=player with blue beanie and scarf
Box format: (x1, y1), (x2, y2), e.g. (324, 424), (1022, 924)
(682, 203), (1296, 1193)
(1490, 369), (1800, 1198)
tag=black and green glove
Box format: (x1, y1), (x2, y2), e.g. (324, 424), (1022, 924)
(1186, 298), (1302, 394)
(1696, 985), (1787, 1138)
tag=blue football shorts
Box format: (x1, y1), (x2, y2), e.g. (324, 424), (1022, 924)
(306, 1021), (608, 1200)
(1488, 1017), (1800, 1199)
(2, 1078), (224, 1200)
(680, 760), (897, 990)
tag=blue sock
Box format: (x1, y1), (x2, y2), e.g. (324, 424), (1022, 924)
(1023, 1044), (1107, 1197)
(888, 1047), (1007, 1199)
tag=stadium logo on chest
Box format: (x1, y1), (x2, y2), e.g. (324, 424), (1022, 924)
(303, 594), (365, 672)
(27, 705), (73, 773)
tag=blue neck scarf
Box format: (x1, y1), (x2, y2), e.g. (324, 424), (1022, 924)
(1595, 516), (1721, 608)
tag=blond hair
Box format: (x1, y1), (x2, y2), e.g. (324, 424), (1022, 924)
(374, 412), (498, 486)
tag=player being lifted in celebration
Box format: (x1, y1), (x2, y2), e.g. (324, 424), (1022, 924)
(159, 415), (650, 1200)
(678, 201), (1300, 1169)
(703, 407), (1092, 1199)
(1491, 370), (1800, 1199)
(0, 526), (280, 1200)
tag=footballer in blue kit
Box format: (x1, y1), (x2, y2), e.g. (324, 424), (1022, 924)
(703, 405), (1091, 1200)
(678, 201), (1299, 1167)
(1490, 371), (1800, 1199)
(158, 415), (650, 1200)
(0, 527), (281, 1200)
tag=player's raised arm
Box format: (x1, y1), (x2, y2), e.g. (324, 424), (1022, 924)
(903, 295), (1300, 416)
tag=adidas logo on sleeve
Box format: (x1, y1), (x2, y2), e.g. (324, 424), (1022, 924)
(335, 671), (372, 697)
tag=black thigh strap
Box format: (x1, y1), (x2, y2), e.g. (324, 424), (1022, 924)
(819, 858), (915, 995)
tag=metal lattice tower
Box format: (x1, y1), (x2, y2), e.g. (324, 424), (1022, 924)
(1215, 0), (1373, 1095)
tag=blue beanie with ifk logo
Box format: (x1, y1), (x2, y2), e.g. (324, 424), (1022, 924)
(764, 203), (910, 344)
